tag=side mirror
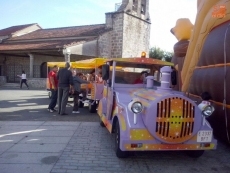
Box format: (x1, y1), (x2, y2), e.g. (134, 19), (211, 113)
(102, 64), (109, 80)
(171, 70), (177, 85)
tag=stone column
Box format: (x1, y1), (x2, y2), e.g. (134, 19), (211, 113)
(64, 53), (71, 62)
(63, 48), (71, 62)
(28, 54), (34, 78)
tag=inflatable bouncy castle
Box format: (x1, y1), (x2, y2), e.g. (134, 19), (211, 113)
(172, 0), (230, 144)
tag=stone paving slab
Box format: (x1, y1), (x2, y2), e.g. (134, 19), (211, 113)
(0, 121), (45, 126)
(42, 122), (81, 126)
(0, 143), (15, 155)
(37, 126), (79, 131)
(0, 136), (25, 143)
(7, 143), (67, 153)
(0, 125), (41, 130)
(0, 153), (60, 164)
(19, 136), (72, 144)
(0, 164), (54, 173)
(27, 130), (75, 137)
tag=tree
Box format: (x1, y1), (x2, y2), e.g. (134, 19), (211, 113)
(149, 46), (173, 62)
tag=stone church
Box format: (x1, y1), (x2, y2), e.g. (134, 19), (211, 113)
(0, 0), (150, 87)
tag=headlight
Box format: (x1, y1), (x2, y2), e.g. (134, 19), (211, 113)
(202, 105), (214, 117)
(128, 101), (143, 114)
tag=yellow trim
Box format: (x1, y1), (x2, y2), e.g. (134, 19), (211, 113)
(124, 143), (215, 151)
(130, 129), (154, 140)
(195, 63), (230, 69)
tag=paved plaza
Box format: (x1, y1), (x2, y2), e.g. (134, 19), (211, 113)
(0, 89), (230, 173)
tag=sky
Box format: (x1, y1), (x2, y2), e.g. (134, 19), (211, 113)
(0, 0), (197, 52)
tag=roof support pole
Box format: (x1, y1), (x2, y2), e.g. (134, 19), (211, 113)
(63, 48), (71, 62)
(64, 53), (70, 62)
(28, 53), (34, 78)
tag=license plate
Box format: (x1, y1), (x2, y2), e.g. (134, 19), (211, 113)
(197, 130), (213, 142)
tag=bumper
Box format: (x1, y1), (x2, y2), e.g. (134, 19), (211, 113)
(121, 139), (217, 151)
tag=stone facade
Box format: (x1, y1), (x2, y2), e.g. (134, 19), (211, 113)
(98, 31), (112, 58)
(122, 13), (150, 57)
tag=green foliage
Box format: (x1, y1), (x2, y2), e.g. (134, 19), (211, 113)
(149, 46), (173, 62)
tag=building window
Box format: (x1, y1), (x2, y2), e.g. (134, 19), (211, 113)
(141, 4), (145, 14)
(132, 0), (137, 11)
(141, 0), (146, 14)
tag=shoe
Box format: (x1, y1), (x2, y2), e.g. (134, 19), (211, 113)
(47, 109), (54, 113)
(72, 111), (80, 114)
(52, 108), (57, 112)
(60, 113), (68, 116)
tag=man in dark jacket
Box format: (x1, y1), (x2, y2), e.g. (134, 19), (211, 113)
(57, 62), (73, 115)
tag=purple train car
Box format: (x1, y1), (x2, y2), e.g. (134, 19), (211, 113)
(97, 57), (217, 158)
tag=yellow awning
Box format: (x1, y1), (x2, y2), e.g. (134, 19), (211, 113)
(73, 58), (107, 69)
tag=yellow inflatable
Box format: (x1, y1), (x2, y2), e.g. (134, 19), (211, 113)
(171, 18), (194, 41)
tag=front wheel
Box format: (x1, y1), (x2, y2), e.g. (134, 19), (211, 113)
(115, 121), (128, 158)
(186, 150), (205, 158)
(100, 121), (105, 127)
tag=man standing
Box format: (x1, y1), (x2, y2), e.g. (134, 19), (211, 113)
(57, 62), (73, 115)
(47, 65), (59, 112)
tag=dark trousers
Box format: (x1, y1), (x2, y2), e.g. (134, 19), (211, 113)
(20, 79), (29, 88)
(58, 87), (69, 114)
(73, 91), (80, 111)
(48, 89), (58, 110)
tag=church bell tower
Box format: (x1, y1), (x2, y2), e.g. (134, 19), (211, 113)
(105, 0), (151, 58)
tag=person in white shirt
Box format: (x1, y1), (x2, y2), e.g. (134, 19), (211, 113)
(18, 70), (29, 89)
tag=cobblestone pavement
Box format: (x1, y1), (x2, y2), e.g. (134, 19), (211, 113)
(51, 122), (230, 173)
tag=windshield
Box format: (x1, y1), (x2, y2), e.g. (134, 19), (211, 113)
(111, 62), (163, 86)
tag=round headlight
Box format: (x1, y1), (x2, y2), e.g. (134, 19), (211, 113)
(202, 105), (214, 117)
(131, 102), (143, 114)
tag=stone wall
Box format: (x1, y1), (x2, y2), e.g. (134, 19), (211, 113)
(0, 76), (6, 86)
(98, 31), (112, 58)
(106, 12), (124, 58)
(27, 78), (46, 89)
(122, 13), (150, 58)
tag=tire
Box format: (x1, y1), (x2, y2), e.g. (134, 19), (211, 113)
(100, 121), (105, 127)
(115, 121), (129, 158)
(48, 91), (52, 99)
(89, 101), (97, 113)
(186, 150), (205, 158)
(78, 101), (84, 108)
